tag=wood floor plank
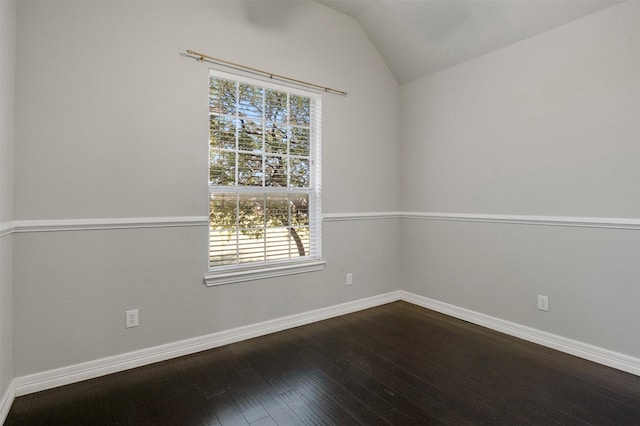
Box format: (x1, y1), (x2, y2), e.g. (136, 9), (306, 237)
(305, 315), (497, 424)
(332, 305), (592, 424)
(231, 369), (305, 426)
(5, 301), (640, 425)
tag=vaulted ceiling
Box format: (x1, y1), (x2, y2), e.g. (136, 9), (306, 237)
(316, 0), (622, 84)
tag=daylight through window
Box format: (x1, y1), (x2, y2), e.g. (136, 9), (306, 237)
(208, 70), (322, 273)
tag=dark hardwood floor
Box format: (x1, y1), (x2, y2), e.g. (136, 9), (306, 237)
(5, 301), (640, 425)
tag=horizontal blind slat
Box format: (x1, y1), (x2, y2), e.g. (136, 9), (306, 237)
(209, 70), (321, 269)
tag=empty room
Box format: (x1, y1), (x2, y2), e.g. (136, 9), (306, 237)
(0, 0), (639, 424)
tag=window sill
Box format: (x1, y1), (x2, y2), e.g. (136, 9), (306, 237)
(203, 260), (326, 287)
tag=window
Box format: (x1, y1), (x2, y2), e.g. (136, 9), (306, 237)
(205, 70), (324, 286)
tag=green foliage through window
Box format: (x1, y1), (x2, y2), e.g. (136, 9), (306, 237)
(209, 72), (320, 269)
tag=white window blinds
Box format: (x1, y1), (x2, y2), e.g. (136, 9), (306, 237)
(208, 70), (322, 276)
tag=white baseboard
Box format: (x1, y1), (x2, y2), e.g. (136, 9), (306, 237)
(6, 289), (639, 418)
(13, 291), (402, 397)
(0, 380), (15, 425)
(399, 291), (640, 376)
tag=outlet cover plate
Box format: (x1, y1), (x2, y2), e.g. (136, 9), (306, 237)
(126, 309), (139, 328)
(537, 295), (549, 312)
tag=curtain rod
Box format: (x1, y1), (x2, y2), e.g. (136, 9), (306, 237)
(182, 50), (348, 97)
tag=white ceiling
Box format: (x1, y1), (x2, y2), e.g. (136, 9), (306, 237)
(316, 0), (622, 83)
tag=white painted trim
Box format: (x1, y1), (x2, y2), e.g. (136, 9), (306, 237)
(0, 221), (15, 238)
(323, 211), (640, 230)
(323, 212), (402, 222)
(401, 212), (640, 230)
(204, 260), (326, 286)
(9, 290), (640, 400)
(1, 212), (638, 236)
(399, 291), (640, 376)
(13, 291), (401, 396)
(10, 216), (208, 233)
(0, 381), (15, 425)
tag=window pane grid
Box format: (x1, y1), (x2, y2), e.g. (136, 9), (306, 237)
(209, 71), (320, 271)
(209, 197), (314, 266)
(210, 147), (309, 159)
(210, 186), (310, 195)
(210, 128), (311, 189)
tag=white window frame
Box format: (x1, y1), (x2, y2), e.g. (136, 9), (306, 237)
(204, 69), (325, 286)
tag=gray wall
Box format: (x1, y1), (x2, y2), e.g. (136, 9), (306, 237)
(0, 0), (16, 403)
(6, 0), (639, 387)
(400, 1), (640, 358)
(13, 1), (400, 376)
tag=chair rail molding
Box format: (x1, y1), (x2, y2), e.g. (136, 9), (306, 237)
(6, 216), (208, 234)
(2, 212), (638, 235)
(323, 211), (640, 230)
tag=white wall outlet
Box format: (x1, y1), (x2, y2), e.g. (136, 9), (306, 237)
(346, 273), (353, 286)
(126, 309), (139, 328)
(537, 295), (549, 312)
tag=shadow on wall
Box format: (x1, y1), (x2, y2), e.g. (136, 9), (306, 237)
(244, 1), (302, 29)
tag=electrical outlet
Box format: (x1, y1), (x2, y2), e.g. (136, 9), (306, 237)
(346, 273), (353, 286)
(537, 295), (549, 312)
(126, 309), (139, 328)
